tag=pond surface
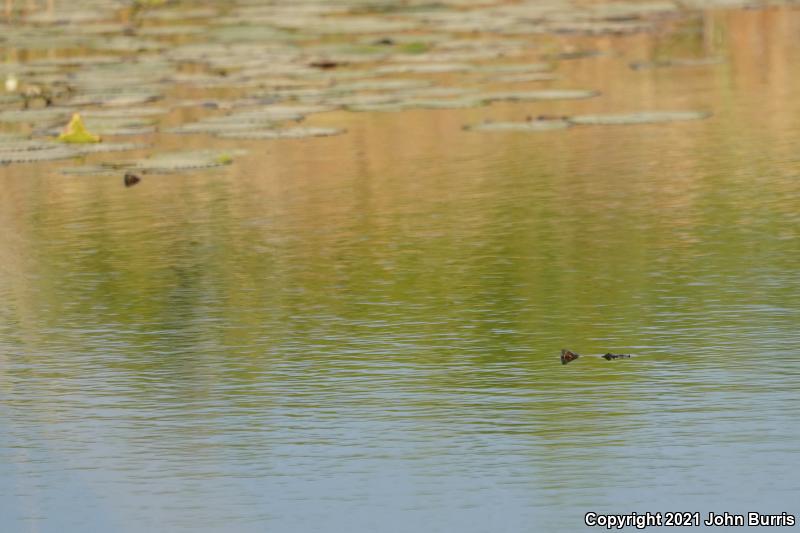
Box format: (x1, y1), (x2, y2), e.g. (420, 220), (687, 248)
(1, 2), (800, 532)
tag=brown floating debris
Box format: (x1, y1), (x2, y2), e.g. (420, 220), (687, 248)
(124, 172), (141, 187)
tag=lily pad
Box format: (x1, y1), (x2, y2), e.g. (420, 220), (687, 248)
(630, 58), (724, 70)
(474, 63), (553, 74)
(1, 146), (79, 164)
(483, 90), (600, 102)
(217, 127), (345, 140)
(132, 149), (246, 173)
(80, 107), (168, 118)
(67, 91), (163, 107)
(69, 142), (149, 155)
(403, 98), (486, 110)
(166, 120), (275, 135)
(61, 165), (120, 176)
(494, 73), (559, 83)
(331, 94), (400, 107)
(465, 119), (571, 132)
(0, 139), (59, 152)
(400, 87), (479, 98)
(567, 111), (712, 125)
(375, 63), (473, 74)
(332, 79), (432, 92)
(0, 107), (73, 124)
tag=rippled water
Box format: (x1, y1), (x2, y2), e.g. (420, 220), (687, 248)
(2, 6), (800, 533)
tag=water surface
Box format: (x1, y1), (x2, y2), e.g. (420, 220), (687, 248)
(1, 5), (800, 533)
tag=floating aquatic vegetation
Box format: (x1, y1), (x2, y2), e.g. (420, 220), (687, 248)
(61, 165), (120, 176)
(58, 113), (101, 143)
(131, 149), (246, 172)
(1, 145), (79, 164)
(567, 111), (712, 125)
(375, 63), (473, 74)
(329, 93), (400, 107)
(67, 90), (163, 107)
(0, 139), (64, 152)
(629, 57), (724, 70)
(97, 36), (165, 53)
(136, 26), (208, 37)
(473, 63), (553, 74)
(69, 142), (149, 155)
(80, 107), (168, 118)
(494, 73), (559, 83)
(0, 133), (25, 142)
(167, 119), (275, 135)
(331, 79), (432, 92)
(0, 107), (74, 125)
(47, 117), (157, 137)
(266, 16), (419, 35)
(545, 49), (606, 61)
(346, 102), (409, 112)
(137, 7), (218, 20)
(464, 119), (571, 132)
(171, 105), (339, 131)
(400, 87), (479, 98)
(545, 20), (654, 35)
(217, 127), (345, 140)
(482, 89), (600, 102)
(403, 98), (487, 110)
(25, 9), (114, 24)
(208, 25), (308, 44)
(0, 94), (23, 106)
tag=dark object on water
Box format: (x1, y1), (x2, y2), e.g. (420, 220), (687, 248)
(561, 349), (580, 365)
(561, 349), (631, 364)
(124, 172), (141, 187)
(310, 60), (340, 70)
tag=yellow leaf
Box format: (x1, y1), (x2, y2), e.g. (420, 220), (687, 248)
(58, 113), (101, 144)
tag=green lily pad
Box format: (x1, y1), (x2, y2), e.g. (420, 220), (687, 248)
(0, 139), (58, 152)
(67, 91), (163, 107)
(375, 63), (473, 74)
(166, 119), (275, 135)
(494, 73), (559, 83)
(69, 142), (149, 155)
(0, 107), (73, 124)
(400, 87), (479, 98)
(473, 63), (553, 74)
(1, 146), (79, 164)
(483, 90), (600, 102)
(332, 79), (432, 92)
(630, 58), (724, 70)
(61, 165), (120, 176)
(567, 111), (712, 125)
(465, 119), (571, 132)
(217, 127), (345, 140)
(403, 98), (486, 110)
(132, 149), (246, 173)
(80, 107), (168, 118)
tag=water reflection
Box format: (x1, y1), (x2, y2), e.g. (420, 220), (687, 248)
(2, 5), (800, 533)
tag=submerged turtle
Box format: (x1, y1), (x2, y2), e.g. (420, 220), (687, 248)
(561, 349), (631, 364)
(601, 352), (631, 361)
(561, 349), (580, 365)
(124, 172), (141, 187)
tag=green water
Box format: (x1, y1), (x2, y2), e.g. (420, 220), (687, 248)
(2, 5), (800, 533)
